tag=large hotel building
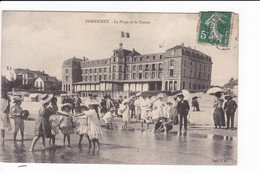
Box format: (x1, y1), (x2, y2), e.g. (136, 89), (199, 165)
(62, 43), (212, 96)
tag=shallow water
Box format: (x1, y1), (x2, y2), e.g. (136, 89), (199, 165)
(0, 127), (237, 165)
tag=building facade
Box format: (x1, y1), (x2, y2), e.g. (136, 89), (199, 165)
(34, 74), (62, 91)
(62, 43), (213, 95)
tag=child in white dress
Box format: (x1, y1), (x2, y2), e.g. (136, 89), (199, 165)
(120, 99), (130, 130)
(87, 104), (102, 151)
(75, 106), (91, 148)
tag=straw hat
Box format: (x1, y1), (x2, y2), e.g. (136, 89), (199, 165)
(40, 94), (53, 105)
(13, 96), (22, 103)
(61, 103), (73, 111)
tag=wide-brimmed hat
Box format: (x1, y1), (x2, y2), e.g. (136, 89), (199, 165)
(61, 103), (73, 111)
(40, 94), (53, 105)
(177, 94), (184, 98)
(215, 91), (222, 97)
(13, 96), (22, 103)
(110, 107), (115, 112)
(225, 95), (233, 100)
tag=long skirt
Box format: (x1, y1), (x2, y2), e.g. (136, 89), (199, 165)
(213, 108), (225, 126)
(35, 117), (53, 138)
(0, 113), (11, 130)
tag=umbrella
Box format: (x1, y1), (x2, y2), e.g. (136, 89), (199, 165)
(206, 87), (223, 95)
(192, 96), (198, 100)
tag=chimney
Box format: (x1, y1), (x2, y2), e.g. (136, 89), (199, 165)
(132, 48), (135, 52)
(119, 43), (123, 49)
(42, 71), (45, 74)
(181, 43), (184, 47)
(83, 56), (86, 61)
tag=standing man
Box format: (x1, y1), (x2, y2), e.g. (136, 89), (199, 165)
(177, 94), (190, 131)
(224, 96), (237, 129)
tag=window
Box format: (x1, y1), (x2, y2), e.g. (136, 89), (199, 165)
(90, 69), (92, 73)
(109, 67), (111, 72)
(94, 68), (96, 73)
(145, 64), (149, 71)
(165, 81), (168, 90)
(66, 76), (68, 81)
(159, 63), (162, 69)
(146, 56), (149, 60)
(170, 60), (174, 66)
(113, 57), (116, 62)
(126, 74), (129, 80)
(169, 81), (173, 90)
(139, 73), (142, 79)
(85, 76), (88, 81)
(113, 65), (116, 71)
(90, 76), (92, 81)
(152, 72), (155, 78)
(99, 68), (102, 73)
(174, 81), (177, 90)
(99, 75), (102, 81)
(112, 74), (115, 79)
(126, 57), (129, 62)
(126, 65), (129, 72)
(184, 60), (186, 67)
(105, 60), (107, 64)
(160, 55), (162, 59)
(145, 72), (148, 79)
(66, 69), (69, 73)
(190, 70), (192, 78)
(199, 72), (201, 79)
(152, 64), (155, 70)
(133, 73), (136, 79)
(104, 67), (107, 72)
(139, 65), (142, 70)
(189, 82), (191, 89)
(94, 75), (97, 81)
(170, 69), (174, 76)
(153, 56), (155, 60)
(204, 65), (206, 71)
(119, 73), (122, 80)
(109, 75), (111, 80)
(158, 72), (162, 78)
(140, 57), (143, 61)
(119, 65), (122, 71)
(85, 69), (88, 73)
(133, 65), (136, 70)
(104, 75), (106, 80)
(183, 81), (185, 89)
(190, 62), (193, 67)
(134, 58), (136, 62)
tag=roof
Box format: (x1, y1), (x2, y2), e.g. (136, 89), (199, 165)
(35, 75), (59, 83)
(15, 68), (45, 75)
(112, 48), (132, 58)
(62, 57), (82, 67)
(126, 50), (141, 56)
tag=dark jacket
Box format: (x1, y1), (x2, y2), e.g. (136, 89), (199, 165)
(177, 100), (190, 116)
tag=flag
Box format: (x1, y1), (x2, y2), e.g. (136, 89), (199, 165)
(121, 31), (130, 38)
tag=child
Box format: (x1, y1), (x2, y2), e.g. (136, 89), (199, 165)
(59, 103), (74, 147)
(75, 105), (91, 148)
(49, 96), (60, 146)
(103, 108), (115, 129)
(87, 104), (102, 151)
(120, 99), (130, 130)
(10, 96), (24, 141)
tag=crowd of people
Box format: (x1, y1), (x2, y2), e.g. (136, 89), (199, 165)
(0, 88), (237, 152)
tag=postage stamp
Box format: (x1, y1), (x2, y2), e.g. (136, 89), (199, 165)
(198, 12), (232, 47)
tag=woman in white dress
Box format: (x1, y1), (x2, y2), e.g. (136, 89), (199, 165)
(0, 89), (12, 142)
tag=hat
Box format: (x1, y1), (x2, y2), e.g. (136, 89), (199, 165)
(13, 96), (22, 103)
(122, 99), (129, 105)
(215, 92), (222, 97)
(157, 93), (164, 98)
(21, 110), (29, 119)
(40, 94), (54, 105)
(192, 96), (198, 100)
(61, 103), (73, 111)
(110, 107), (115, 112)
(225, 95), (233, 100)
(136, 92), (142, 97)
(177, 94), (184, 98)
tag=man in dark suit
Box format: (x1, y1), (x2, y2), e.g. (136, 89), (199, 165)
(177, 94), (190, 131)
(224, 96), (237, 129)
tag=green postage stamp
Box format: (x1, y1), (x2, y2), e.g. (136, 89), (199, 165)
(198, 12), (232, 47)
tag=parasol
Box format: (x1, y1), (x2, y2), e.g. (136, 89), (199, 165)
(206, 87), (223, 95)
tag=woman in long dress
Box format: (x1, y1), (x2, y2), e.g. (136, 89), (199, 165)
(0, 89), (12, 142)
(213, 92), (225, 128)
(29, 94), (55, 151)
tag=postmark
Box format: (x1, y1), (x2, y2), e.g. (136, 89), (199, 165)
(198, 12), (232, 47)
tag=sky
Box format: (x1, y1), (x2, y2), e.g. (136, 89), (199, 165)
(1, 11), (238, 86)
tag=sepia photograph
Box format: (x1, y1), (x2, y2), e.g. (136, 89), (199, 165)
(1, 11), (238, 165)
